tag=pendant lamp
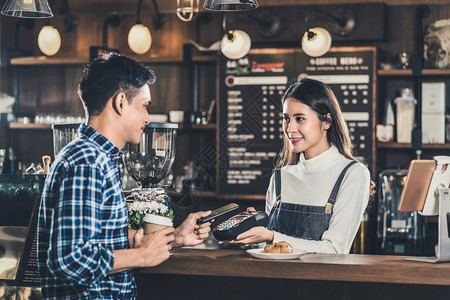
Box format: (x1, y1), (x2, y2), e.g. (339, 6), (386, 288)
(203, 0), (258, 11)
(177, 0), (199, 22)
(1, 0), (53, 18)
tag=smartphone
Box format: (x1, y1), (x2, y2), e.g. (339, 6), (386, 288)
(197, 203), (240, 224)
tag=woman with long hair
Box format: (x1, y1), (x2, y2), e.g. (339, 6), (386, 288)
(226, 78), (374, 254)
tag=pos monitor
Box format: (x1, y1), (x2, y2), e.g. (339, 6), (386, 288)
(398, 156), (450, 263)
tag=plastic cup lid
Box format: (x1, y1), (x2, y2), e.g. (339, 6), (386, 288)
(143, 214), (173, 226)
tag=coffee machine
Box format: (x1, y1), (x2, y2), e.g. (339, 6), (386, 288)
(122, 123), (178, 198)
(377, 169), (426, 255)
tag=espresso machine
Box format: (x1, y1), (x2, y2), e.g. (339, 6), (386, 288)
(377, 169), (426, 255)
(122, 123), (178, 198)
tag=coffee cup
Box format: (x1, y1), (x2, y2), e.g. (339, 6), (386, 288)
(143, 214), (173, 235)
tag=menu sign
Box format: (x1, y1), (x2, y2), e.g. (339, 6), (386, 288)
(217, 47), (376, 197)
(217, 50), (295, 197)
(295, 48), (376, 171)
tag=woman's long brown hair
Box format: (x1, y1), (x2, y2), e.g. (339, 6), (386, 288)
(276, 78), (376, 196)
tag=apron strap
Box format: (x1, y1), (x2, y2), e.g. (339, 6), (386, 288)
(327, 160), (358, 207)
(275, 169), (282, 202)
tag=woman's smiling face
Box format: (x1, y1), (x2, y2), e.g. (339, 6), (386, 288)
(282, 98), (330, 159)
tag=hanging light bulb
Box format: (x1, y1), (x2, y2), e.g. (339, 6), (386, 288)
(1, 0), (53, 18)
(128, 24), (152, 54)
(301, 27), (332, 57)
(38, 25), (61, 56)
(177, 0), (199, 22)
(128, 0), (152, 54)
(221, 30), (251, 60)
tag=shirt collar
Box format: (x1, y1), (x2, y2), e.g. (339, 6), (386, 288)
(298, 144), (338, 173)
(78, 123), (121, 158)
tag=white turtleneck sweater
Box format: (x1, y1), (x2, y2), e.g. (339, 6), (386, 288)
(265, 145), (370, 254)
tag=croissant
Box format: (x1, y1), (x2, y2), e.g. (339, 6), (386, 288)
(263, 241), (293, 254)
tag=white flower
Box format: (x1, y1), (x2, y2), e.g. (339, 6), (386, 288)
(127, 198), (171, 217)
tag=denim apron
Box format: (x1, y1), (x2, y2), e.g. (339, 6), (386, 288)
(266, 161), (357, 240)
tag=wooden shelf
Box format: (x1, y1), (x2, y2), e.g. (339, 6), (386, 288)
(167, 190), (216, 199)
(377, 142), (450, 149)
(8, 123), (52, 130)
(378, 69), (450, 76)
(10, 55), (217, 66)
(10, 57), (87, 65)
(177, 123), (216, 130)
(191, 124), (216, 130)
(7, 123), (218, 131)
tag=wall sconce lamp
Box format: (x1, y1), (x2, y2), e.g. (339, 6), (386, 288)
(151, 0), (166, 30)
(177, 0), (199, 22)
(89, 13), (121, 61)
(183, 12), (254, 61)
(246, 9), (282, 38)
(38, 23), (61, 56)
(302, 7), (357, 57)
(203, 0), (258, 11)
(102, 13), (121, 49)
(221, 30), (251, 59)
(14, 19), (34, 50)
(221, 14), (251, 59)
(128, 0), (152, 54)
(302, 27), (331, 57)
(1, 0), (53, 18)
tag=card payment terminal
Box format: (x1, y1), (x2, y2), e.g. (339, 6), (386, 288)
(213, 211), (269, 241)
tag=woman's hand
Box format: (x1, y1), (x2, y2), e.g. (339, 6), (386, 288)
(222, 226), (274, 247)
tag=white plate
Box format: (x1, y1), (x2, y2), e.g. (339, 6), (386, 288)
(246, 248), (307, 260)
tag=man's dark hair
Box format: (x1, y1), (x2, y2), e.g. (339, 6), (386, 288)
(77, 53), (155, 116)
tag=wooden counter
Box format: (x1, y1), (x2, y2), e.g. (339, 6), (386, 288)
(135, 248), (450, 300)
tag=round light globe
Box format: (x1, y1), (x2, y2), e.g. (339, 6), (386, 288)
(38, 25), (61, 56)
(128, 24), (152, 54)
(301, 27), (332, 57)
(221, 30), (251, 60)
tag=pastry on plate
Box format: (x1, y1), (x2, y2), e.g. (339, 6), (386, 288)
(263, 241), (293, 254)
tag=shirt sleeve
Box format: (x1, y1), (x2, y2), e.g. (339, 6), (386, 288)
(46, 164), (115, 286)
(265, 173), (276, 215)
(270, 163), (371, 254)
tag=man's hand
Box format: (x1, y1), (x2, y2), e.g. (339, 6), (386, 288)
(133, 227), (174, 267)
(111, 226), (175, 273)
(173, 211), (212, 247)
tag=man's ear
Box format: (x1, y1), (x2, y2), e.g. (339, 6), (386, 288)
(111, 92), (126, 116)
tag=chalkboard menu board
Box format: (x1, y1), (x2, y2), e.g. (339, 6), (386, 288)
(295, 47), (376, 171)
(217, 47), (376, 198)
(217, 49), (295, 197)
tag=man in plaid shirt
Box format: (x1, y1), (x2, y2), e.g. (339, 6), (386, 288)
(37, 54), (212, 299)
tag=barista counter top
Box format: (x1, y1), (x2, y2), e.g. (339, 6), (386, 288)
(137, 248), (450, 286)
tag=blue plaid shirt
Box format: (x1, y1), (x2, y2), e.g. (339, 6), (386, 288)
(37, 124), (136, 300)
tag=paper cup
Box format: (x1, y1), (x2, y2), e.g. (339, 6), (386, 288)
(143, 214), (173, 235)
